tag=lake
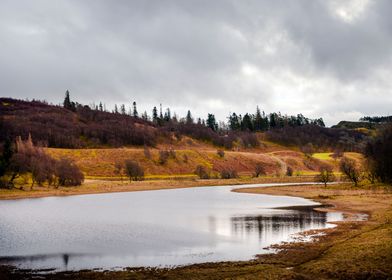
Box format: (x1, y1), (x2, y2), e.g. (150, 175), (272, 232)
(0, 183), (343, 271)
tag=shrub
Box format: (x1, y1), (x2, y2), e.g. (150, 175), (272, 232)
(217, 149), (225, 158)
(254, 163), (266, 177)
(158, 150), (170, 164)
(182, 154), (188, 163)
(220, 168), (238, 179)
(286, 166), (294, 176)
(31, 152), (56, 188)
(194, 165), (210, 179)
(124, 160), (144, 181)
(339, 157), (361, 186)
(55, 158), (84, 186)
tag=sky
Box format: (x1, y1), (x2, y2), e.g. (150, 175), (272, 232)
(1, 0), (392, 126)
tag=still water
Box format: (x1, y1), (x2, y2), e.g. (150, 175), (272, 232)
(0, 183), (342, 271)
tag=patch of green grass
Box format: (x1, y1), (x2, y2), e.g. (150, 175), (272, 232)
(312, 152), (333, 160)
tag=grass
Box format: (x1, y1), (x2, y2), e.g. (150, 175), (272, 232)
(312, 152), (333, 160)
(45, 146), (319, 178)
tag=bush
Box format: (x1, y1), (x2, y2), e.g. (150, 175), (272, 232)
(55, 158), (84, 186)
(158, 150), (170, 164)
(339, 157), (361, 186)
(220, 169), (238, 179)
(254, 163), (266, 177)
(217, 149), (225, 158)
(194, 165), (210, 179)
(31, 152), (56, 188)
(286, 166), (294, 176)
(124, 160), (144, 181)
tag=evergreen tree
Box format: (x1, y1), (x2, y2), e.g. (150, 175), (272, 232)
(241, 113), (253, 131)
(228, 113), (241, 130)
(152, 106), (158, 123)
(114, 104), (119, 114)
(254, 107), (263, 131)
(206, 114), (218, 131)
(63, 90), (71, 109)
(132, 101), (138, 118)
(63, 90), (76, 111)
(269, 113), (278, 128)
(186, 110), (193, 124)
(99, 102), (103, 112)
(164, 108), (171, 122)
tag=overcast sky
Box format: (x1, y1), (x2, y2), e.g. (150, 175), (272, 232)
(1, 0), (392, 126)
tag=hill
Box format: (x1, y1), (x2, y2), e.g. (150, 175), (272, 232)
(1, 97), (368, 153)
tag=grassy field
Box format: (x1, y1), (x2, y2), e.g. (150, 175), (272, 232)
(45, 146), (346, 178)
(2, 183), (391, 279)
(312, 152), (333, 160)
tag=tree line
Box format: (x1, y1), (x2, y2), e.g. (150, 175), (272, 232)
(1, 91), (365, 152)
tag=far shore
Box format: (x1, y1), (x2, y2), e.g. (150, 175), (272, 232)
(0, 175), (318, 200)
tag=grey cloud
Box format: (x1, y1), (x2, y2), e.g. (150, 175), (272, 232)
(1, 0), (392, 125)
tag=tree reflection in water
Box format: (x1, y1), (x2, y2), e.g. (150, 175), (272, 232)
(231, 208), (327, 241)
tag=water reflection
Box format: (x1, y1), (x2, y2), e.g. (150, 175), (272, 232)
(231, 209), (327, 241)
(0, 183), (343, 271)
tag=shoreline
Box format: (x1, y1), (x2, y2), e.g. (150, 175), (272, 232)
(1, 182), (391, 279)
(0, 176), (317, 200)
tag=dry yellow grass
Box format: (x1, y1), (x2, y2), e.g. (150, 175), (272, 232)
(45, 146), (324, 178)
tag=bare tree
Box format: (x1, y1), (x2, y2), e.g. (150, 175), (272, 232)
(220, 168), (238, 179)
(316, 164), (335, 187)
(340, 157), (361, 187)
(254, 163), (266, 177)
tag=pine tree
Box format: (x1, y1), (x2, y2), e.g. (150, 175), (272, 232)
(254, 106), (263, 131)
(132, 101), (138, 118)
(114, 104), (119, 114)
(164, 108), (171, 122)
(241, 113), (253, 131)
(186, 110), (193, 124)
(207, 114), (218, 131)
(63, 90), (71, 109)
(228, 113), (241, 130)
(99, 102), (103, 112)
(152, 106), (158, 123)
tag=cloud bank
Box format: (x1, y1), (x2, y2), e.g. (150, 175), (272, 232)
(1, 0), (392, 125)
